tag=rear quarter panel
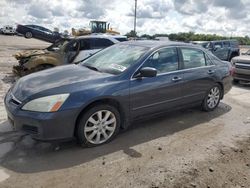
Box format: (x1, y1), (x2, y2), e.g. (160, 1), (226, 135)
(215, 60), (233, 95)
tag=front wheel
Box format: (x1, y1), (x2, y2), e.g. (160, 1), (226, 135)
(202, 84), (222, 111)
(25, 31), (32, 38)
(77, 104), (121, 147)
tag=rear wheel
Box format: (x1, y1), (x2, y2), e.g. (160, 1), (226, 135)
(202, 84), (222, 111)
(25, 31), (32, 38)
(77, 104), (120, 147)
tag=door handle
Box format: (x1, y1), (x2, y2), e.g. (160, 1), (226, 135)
(207, 70), (215, 74)
(172, 76), (182, 82)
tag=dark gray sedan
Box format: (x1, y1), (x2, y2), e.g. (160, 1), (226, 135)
(4, 41), (233, 147)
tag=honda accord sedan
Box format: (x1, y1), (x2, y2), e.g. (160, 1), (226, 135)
(5, 41), (233, 147)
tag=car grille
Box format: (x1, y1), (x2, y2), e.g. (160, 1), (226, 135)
(22, 125), (38, 134)
(235, 62), (250, 70)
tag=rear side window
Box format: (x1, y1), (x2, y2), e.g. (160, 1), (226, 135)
(230, 41), (239, 48)
(214, 42), (223, 48)
(115, 37), (128, 42)
(223, 41), (230, 48)
(79, 39), (94, 50)
(205, 54), (214, 65)
(142, 48), (178, 74)
(181, 48), (206, 69)
(93, 38), (114, 49)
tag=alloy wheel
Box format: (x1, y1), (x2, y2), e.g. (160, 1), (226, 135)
(207, 86), (220, 109)
(84, 110), (116, 144)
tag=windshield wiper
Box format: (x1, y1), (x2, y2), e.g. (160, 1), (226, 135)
(83, 64), (100, 72)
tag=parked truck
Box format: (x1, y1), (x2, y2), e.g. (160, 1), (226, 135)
(205, 40), (240, 61)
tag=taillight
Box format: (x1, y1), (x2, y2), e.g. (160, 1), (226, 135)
(229, 66), (235, 76)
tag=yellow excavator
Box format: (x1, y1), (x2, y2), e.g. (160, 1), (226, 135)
(72, 21), (120, 36)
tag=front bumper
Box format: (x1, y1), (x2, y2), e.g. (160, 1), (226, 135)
(233, 68), (250, 81)
(4, 91), (79, 141)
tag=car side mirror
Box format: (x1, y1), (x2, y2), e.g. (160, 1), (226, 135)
(134, 67), (157, 78)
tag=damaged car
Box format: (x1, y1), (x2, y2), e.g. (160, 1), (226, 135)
(231, 54), (250, 83)
(13, 35), (120, 76)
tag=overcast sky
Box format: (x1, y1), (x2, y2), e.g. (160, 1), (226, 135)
(0, 0), (249, 36)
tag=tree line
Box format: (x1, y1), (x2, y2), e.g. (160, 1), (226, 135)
(125, 31), (250, 45)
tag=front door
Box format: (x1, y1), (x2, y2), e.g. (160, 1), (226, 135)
(129, 47), (184, 119)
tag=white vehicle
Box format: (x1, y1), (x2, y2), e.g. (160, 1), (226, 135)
(73, 35), (120, 63)
(2, 25), (15, 35)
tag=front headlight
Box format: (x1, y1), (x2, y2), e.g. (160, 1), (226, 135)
(22, 94), (70, 112)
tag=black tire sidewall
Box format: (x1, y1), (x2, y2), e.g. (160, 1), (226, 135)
(77, 104), (121, 147)
(202, 84), (222, 112)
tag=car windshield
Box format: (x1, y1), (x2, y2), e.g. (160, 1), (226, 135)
(81, 44), (149, 75)
(47, 40), (70, 51)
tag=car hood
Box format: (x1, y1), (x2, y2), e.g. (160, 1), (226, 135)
(14, 49), (48, 60)
(232, 55), (250, 64)
(11, 64), (112, 102)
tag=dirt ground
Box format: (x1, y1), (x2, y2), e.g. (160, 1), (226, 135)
(0, 35), (250, 188)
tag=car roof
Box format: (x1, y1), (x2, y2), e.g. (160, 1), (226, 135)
(209, 39), (238, 43)
(119, 40), (203, 49)
(75, 35), (121, 39)
(90, 34), (127, 38)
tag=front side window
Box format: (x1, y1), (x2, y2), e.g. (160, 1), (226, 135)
(81, 44), (149, 75)
(65, 41), (79, 52)
(181, 48), (206, 69)
(142, 48), (178, 74)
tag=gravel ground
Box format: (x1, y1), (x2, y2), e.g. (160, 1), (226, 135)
(0, 35), (250, 188)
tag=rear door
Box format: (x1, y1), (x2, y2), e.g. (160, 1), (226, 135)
(212, 42), (227, 60)
(178, 47), (217, 104)
(130, 47), (184, 118)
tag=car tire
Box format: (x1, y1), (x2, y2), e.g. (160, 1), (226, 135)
(77, 104), (121, 147)
(202, 84), (222, 112)
(25, 31), (32, 38)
